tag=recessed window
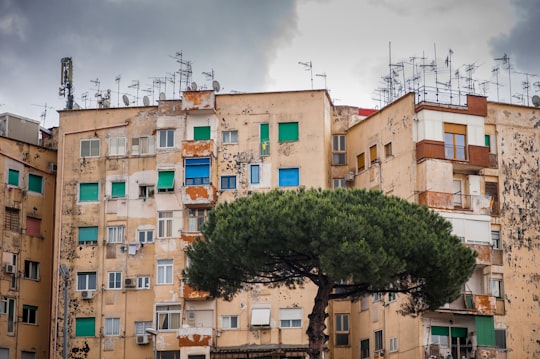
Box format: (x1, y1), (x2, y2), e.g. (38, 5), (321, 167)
(157, 171), (175, 192)
(260, 123), (270, 156)
(158, 211), (173, 238)
(335, 313), (349, 346)
(139, 185), (154, 199)
(372, 292), (382, 302)
(194, 126), (211, 140)
(28, 174), (43, 193)
(135, 321), (153, 335)
(156, 304), (181, 330)
(279, 308), (302, 328)
(108, 272), (122, 289)
(75, 317), (96, 337)
(491, 230), (501, 249)
(491, 279), (503, 298)
(278, 122), (299, 142)
(79, 183), (99, 202)
(357, 153), (365, 172)
(332, 135), (346, 165)
(22, 305), (37, 324)
(278, 168), (299, 187)
(108, 136), (126, 156)
(188, 209), (207, 232)
(185, 158), (210, 186)
(78, 226), (98, 244)
(361, 339), (370, 359)
(222, 315), (239, 329)
(8, 169), (19, 186)
(388, 292), (397, 302)
(138, 229), (154, 243)
(80, 139), (100, 158)
(384, 142), (393, 158)
(24, 260), (40, 280)
(132, 136), (155, 155)
(157, 259), (173, 284)
(158, 129), (175, 148)
(77, 272), (97, 291)
(369, 145), (378, 164)
(104, 318), (120, 336)
(389, 337), (398, 352)
(222, 130), (238, 144)
(4, 207), (20, 232)
(444, 123), (467, 160)
(107, 226), (124, 243)
(111, 181), (126, 198)
(137, 275), (150, 289)
(374, 329), (384, 352)
(220, 175), (236, 190)
(431, 326), (449, 346)
(250, 164), (260, 184)
(333, 179), (346, 189)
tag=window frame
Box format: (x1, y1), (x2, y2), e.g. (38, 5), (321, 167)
(8, 169), (19, 187)
(333, 178), (346, 189)
(77, 272), (97, 291)
(79, 182), (99, 202)
(384, 142), (393, 158)
(104, 317), (121, 336)
(158, 211), (173, 238)
(184, 158), (211, 186)
(157, 259), (173, 285)
(139, 185), (155, 199)
(137, 229), (154, 243)
(335, 313), (350, 346)
(374, 329), (384, 352)
(107, 225), (124, 244)
(278, 168), (300, 187)
(28, 174), (43, 194)
(75, 317), (96, 337)
(157, 129), (175, 149)
(80, 138), (100, 158)
(444, 123), (467, 160)
(78, 226), (98, 245)
(279, 308), (303, 329)
(131, 136), (155, 155)
(111, 181), (126, 198)
(222, 130), (238, 144)
(24, 260), (40, 280)
(250, 164), (260, 184)
(25, 216), (41, 237)
(220, 175), (237, 190)
(194, 126), (211, 140)
(4, 207), (20, 232)
(357, 152), (366, 172)
(369, 144), (378, 164)
(137, 275), (151, 289)
(156, 304), (181, 331)
(108, 271), (122, 290)
(22, 304), (37, 324)
(108, 136), (127, 156)
(332, 135), (346, 165)
(221, 315), (239, 330)
(491, 230), (501, 249)
(157, 171), (175, 193)
(389, 336), (398, 352)
(188, 209), (207, 232)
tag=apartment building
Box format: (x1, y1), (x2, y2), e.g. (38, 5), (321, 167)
(0, 113), (57, 359)
(51, 89), (335, 359)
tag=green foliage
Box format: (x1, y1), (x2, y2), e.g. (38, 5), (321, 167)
(184, 188), (476, 312)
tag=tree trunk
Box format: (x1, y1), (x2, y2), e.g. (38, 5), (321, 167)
(306, 278), (332, 359)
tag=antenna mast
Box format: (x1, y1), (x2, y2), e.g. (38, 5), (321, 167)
(59, 57), (74, 110)
(298, 60), (313, 89)
(495, 54), (512, 104)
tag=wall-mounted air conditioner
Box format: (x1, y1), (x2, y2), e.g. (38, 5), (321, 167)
(3, 264), (15, 274)
(136, 334), (149, 345)
(124, 277), (136, 288)
(81, 290), (95, 299)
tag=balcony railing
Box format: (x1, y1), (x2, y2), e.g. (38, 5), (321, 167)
(181, 184), (216, 207)
(418, 191), (492, 215)
(442, 292), (497, 315)
(177, 326), (213, 347)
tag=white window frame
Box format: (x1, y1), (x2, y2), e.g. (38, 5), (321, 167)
(374, 329), (384, 351)
(157, 259), (173, 284)
(389, 336), (398, 352)
(139, 185), (154, 199)
(135, 321), (153, 335)
(22, 305), (37, 324)
(137, 229), (154, 243)
(156, 304), (181, 331)
(107, 225), (124, 244)
(137, 275), (150, 289)
(373, 292), (382, 302)
(80, 138), (100, 158)
(222, 130), (238, 144)
(158, 211), (173, 238)
(279, 308), (303, 328)
(108, 271), (122, 290)
(188, 209), (207, 232)
(77, 272), (97, 291)
(333, 178), (346, 189)
(132, 136), (155, 155)
(157, 129), (175, 149)
(24, 260), (40, 280)
(104, 317), (120, 336)
(108, 136), (126, 156)
(221, 315), (239, 329)
(332, 134), (346, 165)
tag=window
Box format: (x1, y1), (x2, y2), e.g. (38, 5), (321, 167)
(24, 261), (39, 280)
(4, 207), (20, 232)
(444, 123), (467, 160)
(79, 183), (99, 202)
(111, 181), (126, 198)
(77, 272), (97, 291)
(335, 313), (349, 346)
(491, 279), (503, 298)
(158, 211), (173, 238)
(138, 229), (154, 243)
(28, 174), (43, 193)
(25, 217), (41, 237)
(188, 209), (207, 232)
(251, 308), (271, 327)
(355, 153), (365, 173)
(137, 276), (150, 289)
(220, 175), (236, 190)
(107, 225), (124, 243)
(485, 134), (491, 147)
(108, 271), (122, 289)
(222, 130), (238, 144)
(78, 226), (98, 244)
(372, 292), (382, 302)
(157, 171), (175, 192)
(278, 122), (299, 142)
(75, 317), (96, 337)
(108, 136), (126, 156)
(369, 144), (378, 164)
(139, 185), (154, 199)
(22, 305), (37, 324)
(495, 329), (506, 349)
(222, 315), (239, 329)
(158, 129), (175, 148)
(185, 158), (210, 185)
(332, 135), (346, 165)
(80, 139), (100, 158)
(132, 136), (155, 155)
(135, 321), (153, 335)
(104, 318), (120, 336)
(389, 337), (398, 352)
(486, 182), (499, 215)
(384, 142), (393, 158)
(431, 326), (449, 347)
(453, 179), (463, 207)
(194, 126), (211, 140)
(333, 179), (346, 189)
(492, 230), (501, 249)
(260, 123), (270, 156)
(8, 169), (19, 186)
(250, 165), (260, 184)
(360, 339), (370, 359)
(278, 168), (300, 187)
(4, 297), (15, 334)
(156, 304), (181, 330)
(157, 259), (173, 284)
(279, 308), (302, 328)
(374, 330), (384, 351)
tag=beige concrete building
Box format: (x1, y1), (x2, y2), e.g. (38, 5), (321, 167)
(0, 113), (57, 359)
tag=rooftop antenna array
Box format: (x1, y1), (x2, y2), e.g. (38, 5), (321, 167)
(515, 71), (537, 106)
(166, 72), (177, 98)
(59, 57), (74, 110)
(495, 54), (512, 103)
(128, 80), (140, 106)
(492, 66), (501, 102)
(298, 60), (313, 90)
(171, 51), (193, 95)
(32, 103), (54, 126)
(315, 72), (327, 89)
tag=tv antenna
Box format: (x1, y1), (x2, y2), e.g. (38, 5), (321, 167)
(81, 92), (89, 108)
(171, 50), (193, 94)
(115, 75), (121, 107)
(32, 103), (54, 126)
(202, 69), (215, 82)
(298, 60), (313, 89)
(495, 54), (512, 103)
(316, 72), (327, 89)
(515, 71), (537, 106)
(90, 78), (100, 92)
(166, 72), (176, 99)
(59, 57), (74, 110)
(128, 80), (140, 105)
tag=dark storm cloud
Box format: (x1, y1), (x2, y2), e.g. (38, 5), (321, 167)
(490, 0), (540, 74)
(0, 0), (299, 123)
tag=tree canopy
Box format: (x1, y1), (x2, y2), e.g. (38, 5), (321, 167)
(184, 188), (476, 359)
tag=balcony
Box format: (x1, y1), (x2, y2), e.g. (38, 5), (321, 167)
(441, 292), (497, 315)
(466, 243), (495, 266)
(177, 327), (213, 347)
(418, 191), (492, 215)
(182, 139), (216, 157)
(181, 280), (211, 300)
(181, 185), (216, 207)
(416, 140), (490, 169)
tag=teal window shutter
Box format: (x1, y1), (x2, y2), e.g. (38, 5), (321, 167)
(278, 122), (299, 142)
(79, 183), (99, 201)
(451, 327), (468, 338)
(431, 326), (449, 336)
(475, 316), (495, 346)
(111, 182), (125, 198)
(194, 126), (211, 140)
(79, 227), (98, 243)
(8, 169), (19, 186)
(28, 174), (43, 193)
(76, 317), (96, 337)
(157, 171), (175, 190)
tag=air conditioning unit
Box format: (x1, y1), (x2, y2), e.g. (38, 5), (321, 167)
(48, 162), (58, 172)
(374, 349), (385, 357)
(136, 334), (149, 345)
(345, 171), (355, 181)
(124, 277), (136, 288)
(3, 264), (15, 274)
(81, 290), (95, 299)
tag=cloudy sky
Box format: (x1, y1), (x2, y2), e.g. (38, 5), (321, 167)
(1, 0), (539, 127)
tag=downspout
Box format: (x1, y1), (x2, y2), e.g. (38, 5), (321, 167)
(52, 119), (129, 358)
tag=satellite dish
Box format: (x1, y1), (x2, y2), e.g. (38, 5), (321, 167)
(532, 95), (540, 107)
(212, 80), (221, 92)
(159, 92), (166, 101)
(186, 86), (192, 91)
(143, 96), (150, 106)
(122, 95), (130, 107)
(191, 82), (198, 91)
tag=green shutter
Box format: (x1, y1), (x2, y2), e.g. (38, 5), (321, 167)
(8, 169), (19, 186)
(23, 304), (38, 310)
(194, 126), (211, 140)
(111, 182), (125, 198)
(260, 123), (269, 142)
(157, 171), (175, 189)
(79, 183), (99, 201)
(76, 317), (96, 337)
(485, 134), (491, 147)
(79, 227), (98, 242)
(451, 327), (468, 338)
(431, 326), (449, 336)
(28, 174), (43, 193)
(278, 122), (299, 142)
(475, 316), (495, 346)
